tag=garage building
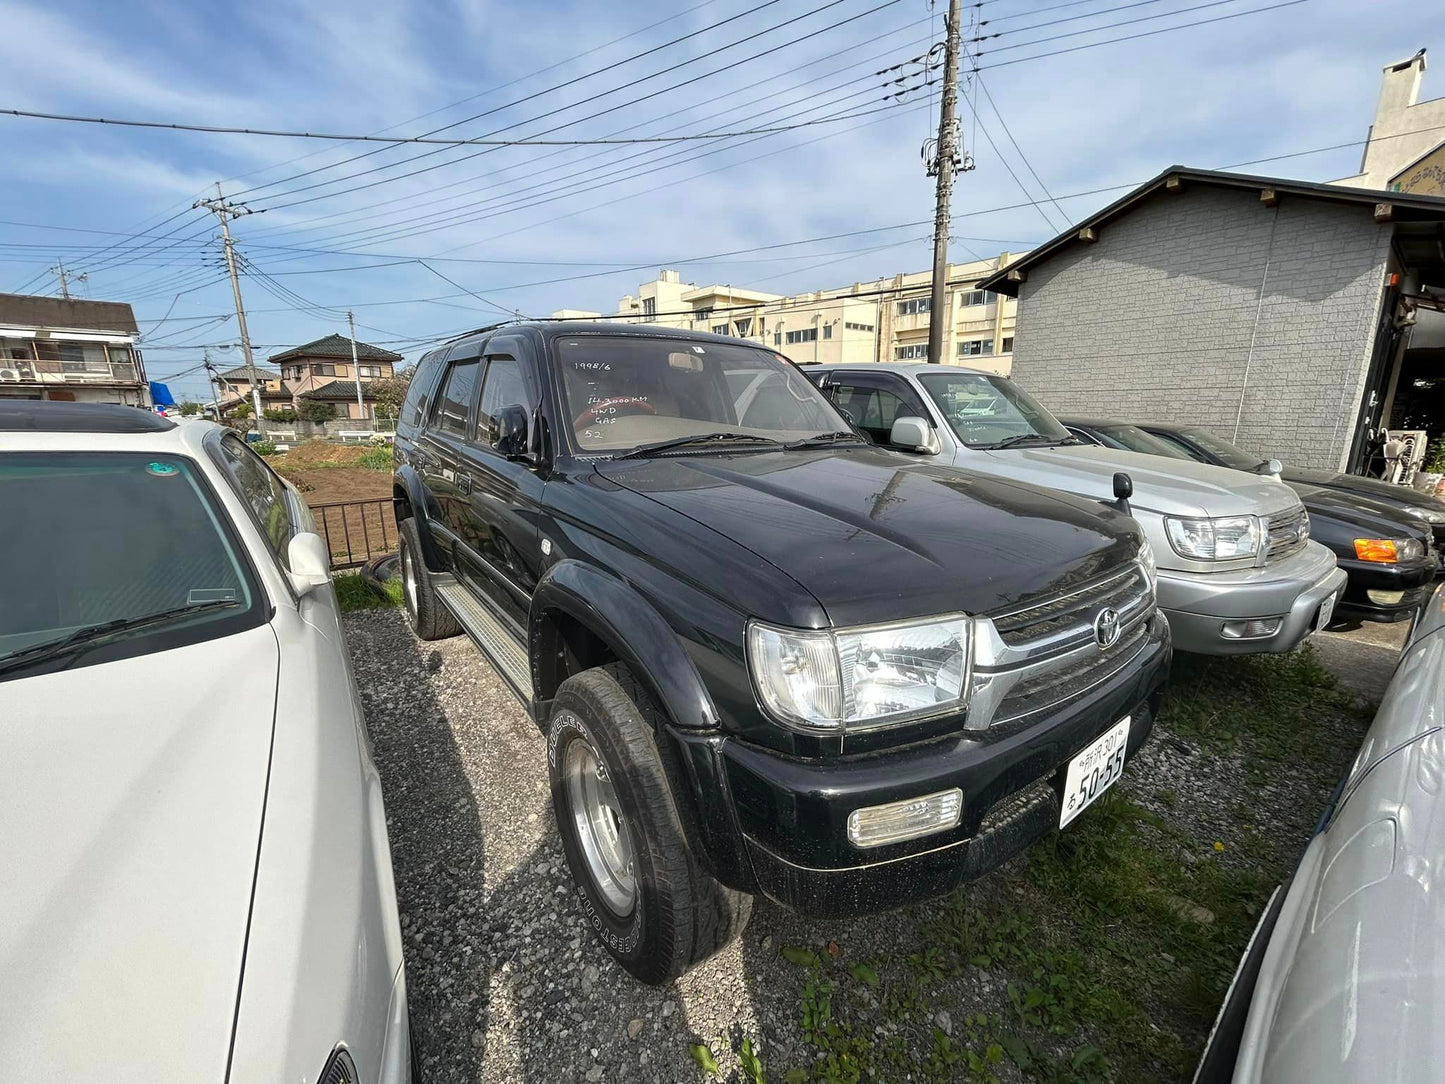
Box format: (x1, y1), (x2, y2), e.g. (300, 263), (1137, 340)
(979, 167), (1445, 473)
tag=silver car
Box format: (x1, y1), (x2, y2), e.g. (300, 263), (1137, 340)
(1196, 584), (1445, 1082)
(0, 403), (410, 1084)
(806, 362), (1346, 655)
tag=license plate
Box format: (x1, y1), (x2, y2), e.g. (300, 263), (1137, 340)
(1314, 593), (1336, 632)
(1059, 717), (1131, 829)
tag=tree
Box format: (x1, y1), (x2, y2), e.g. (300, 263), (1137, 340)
(263, 406), (297, 423)
(233, 401), (252, 419)
(300, 400), (336, 423)
(178, 401), (201, 416)
(368, 364), (414, 420)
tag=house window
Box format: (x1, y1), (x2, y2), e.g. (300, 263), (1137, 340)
(957, 339), (994, 357)
(3, 338), (34, 362)
(695, 308), (712, 322)
(785, 328), (818, 345)
(896, 298), (930, 317)
(735, 318), (752, 337)
(106, 344), (137, 381)
(774, 330), (782, 346)
(712, 324), (730, 336)
(958, 289), (988, 307)
(359, 364), (383, 378)
(313, 364), (335, 377)
(822, 324), (832, 340)
(894, 343), (929, 360)
(844, 322), (875, 332)
(1001, 336), (1014, 353)
(58, 341), (109, 372)
(641, 297), (656, 322)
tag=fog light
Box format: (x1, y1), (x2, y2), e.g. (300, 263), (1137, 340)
(1367, 589), (1406, 605)
(846, 788), (962, 848)
(1221, 618), (1282, 640)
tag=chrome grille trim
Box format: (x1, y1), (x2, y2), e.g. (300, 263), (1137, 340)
(1263, 506), (1309, 564)
(964, 560), (1155, 731)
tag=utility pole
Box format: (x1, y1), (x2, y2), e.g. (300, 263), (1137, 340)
(925, 0), (963, 365)
(347, 310), (365, 426)
(202, 349), (221, 420)
(50, 260), (86, 300)
(195, 184), (266, 439)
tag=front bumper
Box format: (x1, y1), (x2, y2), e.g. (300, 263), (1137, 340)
(678, 612), (1170, 916)
(1158, 541), (1346, 655)
(1334, 555), (1435, 623)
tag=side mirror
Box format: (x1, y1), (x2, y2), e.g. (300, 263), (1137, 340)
(495, 404), (529, 458)
(1112, 472), (1133, 515)
(1255, 458), (1283, 476)
(890, 416), (941, 455)
(286, 532), (332, 596)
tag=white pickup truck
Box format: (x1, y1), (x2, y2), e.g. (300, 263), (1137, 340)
(807, 362), (1345, 655)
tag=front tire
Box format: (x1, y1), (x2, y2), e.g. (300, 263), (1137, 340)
(398, 516), (461, 641)
(547, 665), (751, 984)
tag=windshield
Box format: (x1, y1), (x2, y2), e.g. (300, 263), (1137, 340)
(556, 335), (846, 453)
(915, 371), (1071, 448)
(1094, 424), (1196, 459)
(1179, 428), (1267, 471)
(0, 452), (261, 676)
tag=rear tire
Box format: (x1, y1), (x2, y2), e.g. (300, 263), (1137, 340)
(547, 665), (751, 984)
(399, 516), (461, 641)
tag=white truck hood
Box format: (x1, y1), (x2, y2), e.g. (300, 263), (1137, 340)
(0, 625), (279, 1083)
(975, 444), (1299, 519)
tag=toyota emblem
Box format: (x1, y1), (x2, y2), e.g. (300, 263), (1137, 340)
(1094, 607), (1121, 649)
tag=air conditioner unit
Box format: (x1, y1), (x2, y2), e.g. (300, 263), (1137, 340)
(0, 368), (19, 382)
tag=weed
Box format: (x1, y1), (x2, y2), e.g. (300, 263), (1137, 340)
(333, 572), (402, 612)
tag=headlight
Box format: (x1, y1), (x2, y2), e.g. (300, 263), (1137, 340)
(1406, 505), (1445, 524)
(1138, 538), (1157, 589)
(1355, 537), (1425, 563)
(747, 614), (969, 732)
(1163, 515), (1261, 561)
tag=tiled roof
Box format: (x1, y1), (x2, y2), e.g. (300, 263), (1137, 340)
(217, 365), (279, 380)
(267, 333), (403, 364)
(297, 379), (379, 401)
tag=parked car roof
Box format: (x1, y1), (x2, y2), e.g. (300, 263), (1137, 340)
(0, 401), (175, 433)
(808, 361), (998, 377)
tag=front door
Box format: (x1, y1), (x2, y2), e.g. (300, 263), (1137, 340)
(453, 337), (546, 632)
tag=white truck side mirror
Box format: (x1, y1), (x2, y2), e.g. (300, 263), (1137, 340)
(890, 416), (941, 455)
(286, 532), (332, 596)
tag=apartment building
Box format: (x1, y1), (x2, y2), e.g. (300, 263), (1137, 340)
(561, 252), (1022, 373)
(0, 292), (148, 406)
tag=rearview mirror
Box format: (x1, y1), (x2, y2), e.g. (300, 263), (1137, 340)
(495, 404), (529, 458)
(890, 416), (941, 455)
(286, 532), (332, 597)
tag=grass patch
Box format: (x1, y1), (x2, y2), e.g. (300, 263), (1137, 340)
(359, 445), (394, 471)
(334, 572), (402, 612)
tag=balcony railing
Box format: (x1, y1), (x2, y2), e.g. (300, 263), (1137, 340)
(0, 361), (140, 384)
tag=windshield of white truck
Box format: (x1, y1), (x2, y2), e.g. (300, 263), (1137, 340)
(916, 372), (1073, 449)
(557, 336), (849, 454)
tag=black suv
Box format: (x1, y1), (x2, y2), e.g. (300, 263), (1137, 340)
(391, 322), (1171, 983)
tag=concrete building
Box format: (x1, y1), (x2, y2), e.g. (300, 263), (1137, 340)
(1333, 49), (1445, 193)
(979, 166), (1445, 473)
(0, 293), (148, 406)
(559, 252), (1022, 372)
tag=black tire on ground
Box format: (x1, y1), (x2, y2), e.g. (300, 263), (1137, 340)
(547, 664), (752, 985)
(398, 517), (461, 641)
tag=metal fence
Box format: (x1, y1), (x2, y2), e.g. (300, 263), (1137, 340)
(310, 498), (397, 570)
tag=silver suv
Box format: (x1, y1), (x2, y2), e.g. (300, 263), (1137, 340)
(807, 362), (1345, 655)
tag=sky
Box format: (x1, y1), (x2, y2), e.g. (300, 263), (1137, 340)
(0, 0), (1438, 401)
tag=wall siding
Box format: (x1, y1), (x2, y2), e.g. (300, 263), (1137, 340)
(1009, 187), (1393, 470)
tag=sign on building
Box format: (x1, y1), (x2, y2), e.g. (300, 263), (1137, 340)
(1390, 142), (1445, 196)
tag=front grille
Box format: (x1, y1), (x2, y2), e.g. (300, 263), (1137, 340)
(1264, 507), (1309, 563)
(992, 565), (1149, 648)
(992, 620), (1149, 725)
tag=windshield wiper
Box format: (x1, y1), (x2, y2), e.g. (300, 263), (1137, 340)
(784, 430), (866, 449)
(0, 599), (239, 676)
(613, 432), (785, 460)
(993, 433), (1063, 450)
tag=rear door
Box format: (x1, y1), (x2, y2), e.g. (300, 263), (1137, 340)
(819, 370), (933, 447)
(419, 344), (484, 571)
(453, 335), (546, 631)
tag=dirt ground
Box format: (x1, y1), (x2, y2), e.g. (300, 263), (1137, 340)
(270, 442), (396, 565)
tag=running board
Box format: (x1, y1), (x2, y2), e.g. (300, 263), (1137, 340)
(435, 581), (534, 701)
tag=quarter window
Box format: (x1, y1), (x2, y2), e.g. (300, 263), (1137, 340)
(216, 434), (295, 562)
(434, 359), (481, 438)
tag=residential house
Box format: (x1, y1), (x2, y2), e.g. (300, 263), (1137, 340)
(0, 292), (148, 406)
(214, 364), (291, 413)
(267, 334), (403, 421)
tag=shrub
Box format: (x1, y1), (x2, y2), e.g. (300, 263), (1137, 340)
(300, 400), (336, 423)
(178, 401), (201, 416)
(359, 446), (394, 471)
(368, 432), (390, 447)
(233, 401), (252, 419)
(252, 440), (277, 456)
(263, 407), (297, 423)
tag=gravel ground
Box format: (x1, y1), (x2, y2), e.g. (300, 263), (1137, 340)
(346, 609), (1397, 1083)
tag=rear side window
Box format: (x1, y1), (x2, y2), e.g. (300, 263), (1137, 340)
(399, 352), (445, 435)
(433, 359), (481, 438)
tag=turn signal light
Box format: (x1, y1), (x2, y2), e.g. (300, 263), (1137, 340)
(847, 788), (963, 848)
(1354, 538), (1399, 563)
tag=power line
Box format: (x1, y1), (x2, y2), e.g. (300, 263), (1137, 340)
(976, 0), (1277, 56)
(970, 67), (1070, 227)
(974, 0), (1174, 40)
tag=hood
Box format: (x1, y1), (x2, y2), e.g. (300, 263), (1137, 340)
(1284, 467), (1445, 512)
(1288, 481), (1432, 539)
(0, 626), (279, 1082)
(597, 447), (1140, 626)
(976, 444), (1300, 519)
